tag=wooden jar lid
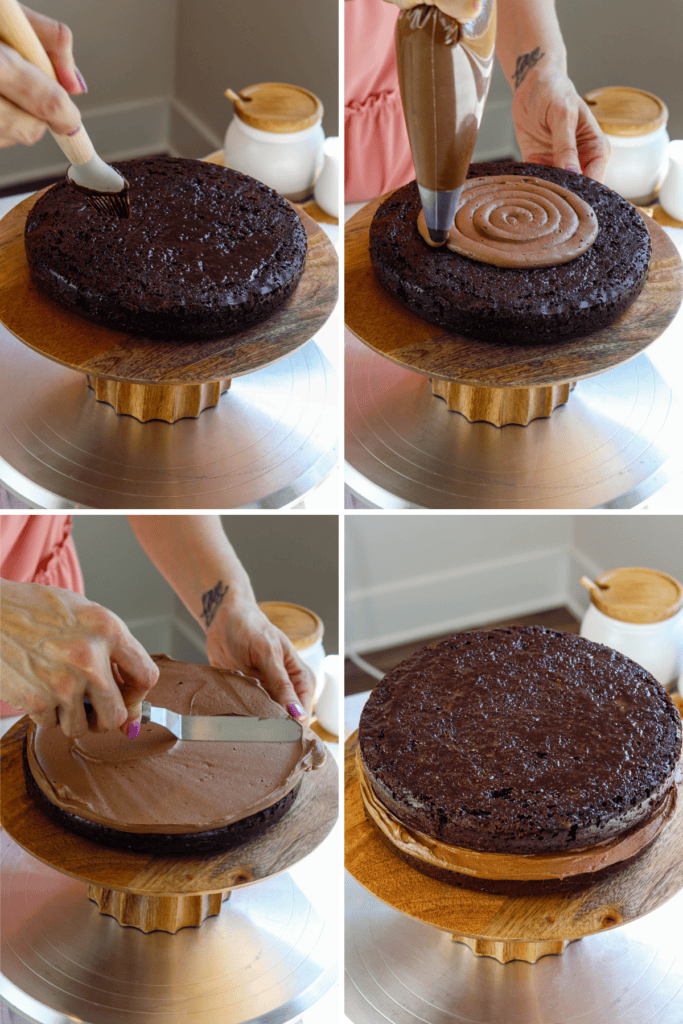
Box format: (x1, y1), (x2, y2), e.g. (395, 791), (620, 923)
(225, 83), (323, 133)
(583, 87), (668, 137)
(590, 567), (683, 624)
(258, 601), (324, 650)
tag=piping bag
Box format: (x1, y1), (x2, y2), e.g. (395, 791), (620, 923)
(396, 0), (497, 245)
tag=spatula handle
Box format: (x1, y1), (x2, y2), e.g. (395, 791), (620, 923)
(0, 0), (94, 163)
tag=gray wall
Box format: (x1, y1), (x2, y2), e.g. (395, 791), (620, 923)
(476, 0), (682, 160)
(71, 514), (339, 656)
(573, 516), (683, 581)
(1, 0), (338, 185)
(174, 0), (339, 151)
(560, 0), (682, 142)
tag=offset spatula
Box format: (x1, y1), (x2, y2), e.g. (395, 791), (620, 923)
(140, 702), (303, 743)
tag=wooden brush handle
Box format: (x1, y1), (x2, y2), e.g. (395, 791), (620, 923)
(0, 0), (94, 163)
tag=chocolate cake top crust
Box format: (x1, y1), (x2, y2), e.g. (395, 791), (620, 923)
(369, 161), (651, 344)
(24, 155), (307, 340)
(359, 626), (681, 854)
(27, 655), (325, 834)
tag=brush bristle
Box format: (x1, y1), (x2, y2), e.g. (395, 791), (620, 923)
(86, 190), (130, 219)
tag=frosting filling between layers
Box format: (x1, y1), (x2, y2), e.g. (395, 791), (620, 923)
(27, 655), (325, 834)
(358, 750), (680, 881)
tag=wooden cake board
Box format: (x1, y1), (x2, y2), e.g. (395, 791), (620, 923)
(345, 734), (683, 964)
(1, 718), (338, 934)
(345, 195), (683, 426)
(0, 185), (338, 423)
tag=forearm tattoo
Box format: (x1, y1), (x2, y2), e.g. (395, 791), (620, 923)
(512, 47), (545, 89)
(200, 580), (228, 628)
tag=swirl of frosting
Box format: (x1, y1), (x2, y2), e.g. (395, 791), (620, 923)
(419, 175), (599, 267)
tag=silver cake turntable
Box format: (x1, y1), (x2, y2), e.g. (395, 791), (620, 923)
(0, 327), (337, 509)
(345, 330), (680, 509)
(1, 829), (335, 1024)
(345, 872), (683, 1024)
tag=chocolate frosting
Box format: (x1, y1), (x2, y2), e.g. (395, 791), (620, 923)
(417, 175), (599, 265)
(358, 749), (680, 881)
(27, 655), (326, 834)
(359, 627), (682, 854)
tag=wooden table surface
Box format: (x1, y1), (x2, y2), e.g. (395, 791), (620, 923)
(345, 194), (683, 389)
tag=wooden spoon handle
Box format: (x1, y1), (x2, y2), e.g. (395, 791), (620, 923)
(0, 0), (94, 163)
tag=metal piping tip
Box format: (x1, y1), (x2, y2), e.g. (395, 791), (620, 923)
(418, 184), (463, 243)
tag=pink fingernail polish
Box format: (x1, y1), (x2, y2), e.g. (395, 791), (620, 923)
(127, 721), (140, 739)
(567, 166), (580, 173)
(287, 703), (304, 719)
(75, 67), (88, 93)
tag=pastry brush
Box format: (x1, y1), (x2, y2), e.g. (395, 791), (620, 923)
(0, 0), (129, 218)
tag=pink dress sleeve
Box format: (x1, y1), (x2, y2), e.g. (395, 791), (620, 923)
(0, 514), (84, 716)
(345, 0), (415, 203)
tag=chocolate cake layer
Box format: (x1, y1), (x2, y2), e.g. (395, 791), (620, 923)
(359, 626), (681, 856)
(369, 162), (651, 344)
(24, 155), (307, 340)
(23, 748), (302, 855)
(27, 656), (325, 851)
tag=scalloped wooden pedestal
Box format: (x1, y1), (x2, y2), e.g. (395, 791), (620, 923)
(86, 884), (231, 933)
(86, 375), (231, 423)
(451, 934), (574, 964)
(431, 379), (576, 426)
(345, 731), (683, 965)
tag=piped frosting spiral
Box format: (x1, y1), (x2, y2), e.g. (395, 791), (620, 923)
(418, 174), (599, 266)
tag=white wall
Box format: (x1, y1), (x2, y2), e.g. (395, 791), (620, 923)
(346, 514), (683, 652)
(346, 515), (573, 650)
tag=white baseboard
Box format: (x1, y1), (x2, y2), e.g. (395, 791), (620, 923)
(123, 612), (206, 662)
(0, 96), (171, 190)
(125, 614), (173, 656)
(347, 547), (569, 654)
(169, 98), (223, 157)
(171, 616), (208, 662)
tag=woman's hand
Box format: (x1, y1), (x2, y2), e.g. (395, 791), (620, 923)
(0, 4), (85, 149)
(1, 580), (158, 738)
(512, 67), (610, 182)
(206, 596), (316, 720)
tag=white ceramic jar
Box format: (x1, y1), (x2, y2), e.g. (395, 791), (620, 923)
(258, 600), (326, 698)
(584, 87), (669, 205)
(659, 139), (683, 222)
(315, 653), (341, 736)
(224, 83), (324, 202)
(579, 567), (683, 688)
